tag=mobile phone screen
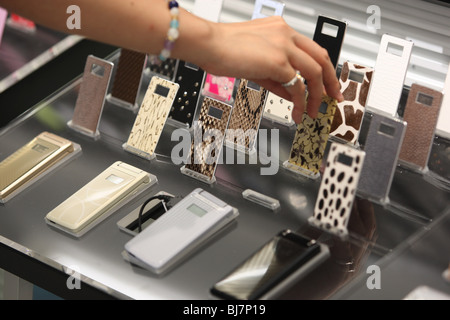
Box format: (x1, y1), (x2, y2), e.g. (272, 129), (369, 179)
(211, 231), (321, 300)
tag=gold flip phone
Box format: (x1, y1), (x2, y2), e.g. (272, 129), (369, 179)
(0, 132), (75, 202)
(45, 161), (154, 235)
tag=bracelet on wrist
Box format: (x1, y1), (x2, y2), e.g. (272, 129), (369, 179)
(150, 0), (180, 65)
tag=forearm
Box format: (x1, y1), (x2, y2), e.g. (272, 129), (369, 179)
(0, 0), (214, 65)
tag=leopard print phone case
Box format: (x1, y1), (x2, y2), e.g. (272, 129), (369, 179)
(182, 97), (232, 183)
(123, 77), (179, 159)
(284, 95), (337, 178)
(311, 142), (365, 236)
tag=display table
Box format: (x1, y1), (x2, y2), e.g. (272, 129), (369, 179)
(0, 52), (449, 300)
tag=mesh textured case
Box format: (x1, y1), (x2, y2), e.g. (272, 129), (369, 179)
(330, 62), (374, 144)
(358, 113), (407, 203)
(109, 49), (147, 107)
(312, 143), (365, 236)
(69, 56), (113, 136)
(124, 77), (179, 159)
(399, 84), (443, 171)
(225, 79), (268, 152)
(286, 95), (337, 177)
(168, 61), (205, 127)
(184, 97), (232, 181)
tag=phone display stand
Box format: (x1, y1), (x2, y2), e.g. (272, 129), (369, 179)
(180, 166), (217, 185)
(1, 143), (82, 204)
(242, 189), (280, 211)
(122, 143), (157, 161)
(106, 49), (147, 112)
(67, 56), (114, 140)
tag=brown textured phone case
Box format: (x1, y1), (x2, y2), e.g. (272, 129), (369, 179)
(330, 61), (373, 144)
(184, 97), (232, 179)
(287, 95), (337, 176)
(70, 56), (113, 134)
(110, 49), (147, 105)
(399, 84), (443, 170)
(225, 79), (267, 152)
(125, 77), (179, 158)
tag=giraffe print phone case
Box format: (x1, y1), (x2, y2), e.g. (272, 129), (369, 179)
(182, 97), (232, 184)
(284, 95), (337, 179)
(225, 79), (268, 153)
(330, 62), (374, 145)
(123, 77), (179, 160)
(311, 142), (365, 236)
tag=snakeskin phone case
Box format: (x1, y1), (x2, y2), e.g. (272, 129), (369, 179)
(311, 142), (365, 236)
(313, 15), (347, 69)
(68, 55), (114, 137)
(284, 95), (337, 178)
(124, 77), (179, 159)
(225, 79), (268, 153)
(148, 57), (178, 80)
(109, 49), (147, 108)
(168, 61), (205, 127)
(330, 62), (374, 144)
(182, 97), (232, 183)
(399, 84), (443, 171)
(358, 113), (407, 203)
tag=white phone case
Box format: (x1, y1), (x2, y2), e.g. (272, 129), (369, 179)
(366, 34), (413, 117)
(436, 63), (450, 139)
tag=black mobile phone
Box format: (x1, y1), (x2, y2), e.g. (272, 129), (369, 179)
(210, 229), (329, 300)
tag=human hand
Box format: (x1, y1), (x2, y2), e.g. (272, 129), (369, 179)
(192, 16), (344, 123)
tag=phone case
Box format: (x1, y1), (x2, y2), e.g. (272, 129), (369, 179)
(0, 8), (7, 46)
(45, 161), (155, 236)
(358, 113), (407, 203)
(312, 143), (366, 236)
(124, 76), (179, 159)
(148, 57), (178, 80)
(202, 74), (236, 104)
(0, 132), (75, 202)
(436, 63), (450, 139)
(285, 95), (337, 178)
(225, 79), (268, 153)
(399, 84), (443, 171)
(251, 0), (285, 20)
(182, 97), (232, 183)
(108, 49), (147, 108)
(313, 15), (347, 69)
(263, 92), (295, 126)
(330, 61), (374, 144)
(168, 61), (205, 127)
(366, 34), (413, 117)
(68, 55), (114, 137)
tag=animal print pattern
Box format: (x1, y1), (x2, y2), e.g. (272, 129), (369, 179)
(125, 77), (179, 158)
(288, 95), (337, 176)
(312, 142), (365, 235)
(225, 79), (268, 152)
(184, 97), (232, 180)
(330, 62), (373, 144)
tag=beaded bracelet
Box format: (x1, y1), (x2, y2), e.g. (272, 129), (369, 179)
(150, 0), (180, 65)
